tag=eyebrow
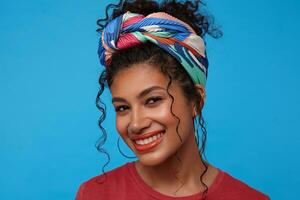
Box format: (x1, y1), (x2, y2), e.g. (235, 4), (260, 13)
(112, 86), (166, 103)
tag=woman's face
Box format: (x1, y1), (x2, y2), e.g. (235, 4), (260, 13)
(110, 63), (196, 166)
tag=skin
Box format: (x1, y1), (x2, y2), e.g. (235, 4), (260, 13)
(110, 63), (219, 197)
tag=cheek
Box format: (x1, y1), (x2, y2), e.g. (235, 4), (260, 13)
(149, 104), (177, 125)
(115, 117), (128, 137)
(158, 101), (194, 133)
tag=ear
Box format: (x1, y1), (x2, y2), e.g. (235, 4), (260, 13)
(193, 84), (206, 116)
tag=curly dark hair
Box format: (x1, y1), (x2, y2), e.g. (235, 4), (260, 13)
(95, 0), (222, 199)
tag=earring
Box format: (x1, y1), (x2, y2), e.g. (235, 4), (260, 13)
(194, 117), (200, 147)
(117, 136), (137, 159)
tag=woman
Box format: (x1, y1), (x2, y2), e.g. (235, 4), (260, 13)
(76, 0), (269, 199)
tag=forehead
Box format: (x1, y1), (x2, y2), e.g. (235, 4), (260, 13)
(110, 63), (169, 95)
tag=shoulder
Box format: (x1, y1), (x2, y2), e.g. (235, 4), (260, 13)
(75, 162), (132, 200)
(213, 169), (270, 200)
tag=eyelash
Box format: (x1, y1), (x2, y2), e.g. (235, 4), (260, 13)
(146, 96), (162, 105)
(115, 97), (162, 112)
(115, 105), (129, 112)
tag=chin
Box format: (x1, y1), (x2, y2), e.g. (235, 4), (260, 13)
(136, 150), (173, 167)
(138, 157), (165, 167)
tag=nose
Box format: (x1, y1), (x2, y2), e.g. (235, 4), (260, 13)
(128, 107), (150, 134)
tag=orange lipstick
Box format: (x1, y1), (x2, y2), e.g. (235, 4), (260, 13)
(132, 130), (165, 152)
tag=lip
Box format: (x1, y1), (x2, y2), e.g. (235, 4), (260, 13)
(131, 130), (165, 140)
(131, 130), (165, 152)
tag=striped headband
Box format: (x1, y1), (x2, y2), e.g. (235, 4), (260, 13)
(98, 11), (209, 86)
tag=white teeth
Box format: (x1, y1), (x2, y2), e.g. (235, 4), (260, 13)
(135, 132), (164, 145)
(145, 138), (150, 144)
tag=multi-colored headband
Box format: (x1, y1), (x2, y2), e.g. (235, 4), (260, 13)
(98, 11), (209, 87)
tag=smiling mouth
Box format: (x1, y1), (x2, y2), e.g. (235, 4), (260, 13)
(132, 131), (165, 152)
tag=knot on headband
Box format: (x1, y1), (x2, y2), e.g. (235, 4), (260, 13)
(98, 11), (209, 86)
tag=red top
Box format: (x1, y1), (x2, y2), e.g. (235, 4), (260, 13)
(75, 162), (269, 200)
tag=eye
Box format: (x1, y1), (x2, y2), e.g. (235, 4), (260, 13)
(146, 96), (162, 105)
(115, 105), (129, 112)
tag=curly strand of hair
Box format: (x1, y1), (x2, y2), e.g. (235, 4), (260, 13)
(199, 158), (208, 200)
(162, 66), (186, 194)
(112, 0), (160, 19)
(191, 96), (209, 199)
(163, 72), (182, 143)
(194, 116), (200, 147)
(117, 136), (136, 159)
(197, 111), (208, 199)
(199, 114), (208, 161)
(174, 151), (185, 194)
(96, 0), (124, 32)
(159, 0), (222, 38)
(96, 0), (222, 39)
(95, 70), (111, 183)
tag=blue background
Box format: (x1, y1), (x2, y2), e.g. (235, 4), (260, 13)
(1, 0), (299, 199)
